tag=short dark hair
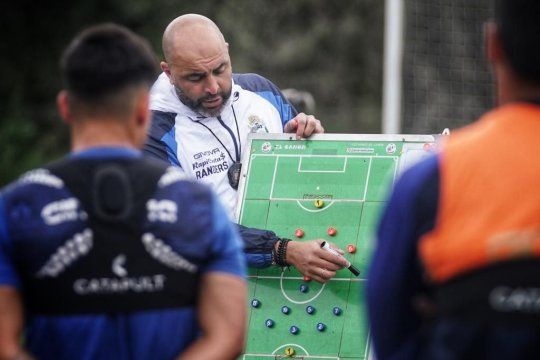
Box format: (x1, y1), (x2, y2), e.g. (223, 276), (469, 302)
(495, 0), (540, 83)
(60, 23), (157, 106)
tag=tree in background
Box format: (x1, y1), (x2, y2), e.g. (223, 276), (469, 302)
(0, 0), (384, 184)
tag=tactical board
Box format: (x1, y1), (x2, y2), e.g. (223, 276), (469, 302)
(235, 133), (437, 360)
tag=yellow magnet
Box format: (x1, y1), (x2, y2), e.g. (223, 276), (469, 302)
(314, 199), (324, 208)
(285, 347), (296, 357)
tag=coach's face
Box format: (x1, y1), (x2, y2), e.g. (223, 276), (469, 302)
(162, 30), (232, 117)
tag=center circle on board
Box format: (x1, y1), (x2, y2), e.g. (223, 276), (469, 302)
(280, 271), (326, 304)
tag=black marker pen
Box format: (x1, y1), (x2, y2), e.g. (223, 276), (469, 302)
(320, 241), (360, 277)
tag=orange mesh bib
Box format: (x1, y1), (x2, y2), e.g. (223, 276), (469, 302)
(419, 103), (540, 283)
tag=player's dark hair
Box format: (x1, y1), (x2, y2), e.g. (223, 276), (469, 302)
(494, 0), (540, 84)
(60, 23), (157, 114)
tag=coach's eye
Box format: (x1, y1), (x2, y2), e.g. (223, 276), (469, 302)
(187, 74), (204, 82)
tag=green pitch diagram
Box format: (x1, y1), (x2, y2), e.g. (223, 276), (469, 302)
(235, 134), (438, 359)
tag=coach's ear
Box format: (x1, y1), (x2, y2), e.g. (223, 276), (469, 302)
(161, 61), (173, 83)
(57, 90), (73, 124)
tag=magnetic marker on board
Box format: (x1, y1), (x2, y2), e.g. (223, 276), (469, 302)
(320, 241), (360, 277)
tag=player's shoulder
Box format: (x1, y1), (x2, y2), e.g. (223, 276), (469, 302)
(150, 73), (186, 115)
(394, 154), (440, 197)
(0, 167), (75, 233)
(153, 165), (213, 203)
(233, 73), (290, 118)
(150, 110), (177, 129)
(383, 154), (440, 230)
(150, 166), (224, 241)
(233, 73), (281, 93)
(1, 167), (67, 199)
(233, 73), (296, 123)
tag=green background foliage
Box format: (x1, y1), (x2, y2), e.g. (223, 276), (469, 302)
(0, 0), (384, 185)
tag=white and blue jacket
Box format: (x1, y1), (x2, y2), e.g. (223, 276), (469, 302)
(144, 72), (297, 268)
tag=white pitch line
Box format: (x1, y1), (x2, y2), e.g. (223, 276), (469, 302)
(272, 343), (310, 356)
(362, 157), (373, 200)
(254, 154), (395, 159)
(244, 352), (338, 360)
(297, 169), (347, 173)
(297, 156), (348, 173)
(264, 154), (399, 202)
(238, 155), (258, 223)
(248, 275), (365, 282)
(269, 197), (365, 202)
(280, 271), (326, 304)
(268, 156), (280, 199)
(392, 157), (399, 184)
(295, 200), (336, 213)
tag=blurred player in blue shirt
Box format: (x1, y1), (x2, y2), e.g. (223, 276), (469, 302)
(0, 23), (246, 360)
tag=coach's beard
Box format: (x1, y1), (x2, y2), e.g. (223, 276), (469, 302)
(175, 86), (232, 118)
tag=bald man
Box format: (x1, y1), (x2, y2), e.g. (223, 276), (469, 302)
(144, 14), (347, 283)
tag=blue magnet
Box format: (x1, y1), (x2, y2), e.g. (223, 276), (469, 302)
(289, 325), (299, 335)
(306, 305), (315, 315)
(265, 319), (274, 328)
(281, 305), (291, 315)
(316, 322), (326, 332)
(251, 299), (261, 308)
(332, 306), (342, 316)
(299, 284), (309, 293)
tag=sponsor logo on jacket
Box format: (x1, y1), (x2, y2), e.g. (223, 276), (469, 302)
(192, 150), (229, 180)
(248, 115), (268, 133)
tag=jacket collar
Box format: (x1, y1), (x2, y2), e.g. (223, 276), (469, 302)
(150, 72), (240, 122)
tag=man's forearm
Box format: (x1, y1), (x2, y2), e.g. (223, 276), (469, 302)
(0, 350), (35, 360)
(0, 288), (27, 360)
(181, 273), (246, 360)
(236, 224), (279, 268)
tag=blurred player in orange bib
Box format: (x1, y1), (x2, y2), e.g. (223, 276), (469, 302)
(368, 0), (540, 358)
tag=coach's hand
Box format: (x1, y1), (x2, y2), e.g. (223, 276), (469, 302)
(284, 113), (324, 140)
(285, 240), (347, 283)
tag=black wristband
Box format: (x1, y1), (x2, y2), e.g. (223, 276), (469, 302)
(275, 238), (290, 267)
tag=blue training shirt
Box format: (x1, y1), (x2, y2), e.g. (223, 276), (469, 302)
(367, 154), (439, 360)
(0, 147), (245, 360)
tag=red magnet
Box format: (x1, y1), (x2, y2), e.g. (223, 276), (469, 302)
(303, 275), (312, 282)
(295, 229), (305, 238)
(327, 227), (337, 236)
(347, 244), (357, 254)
